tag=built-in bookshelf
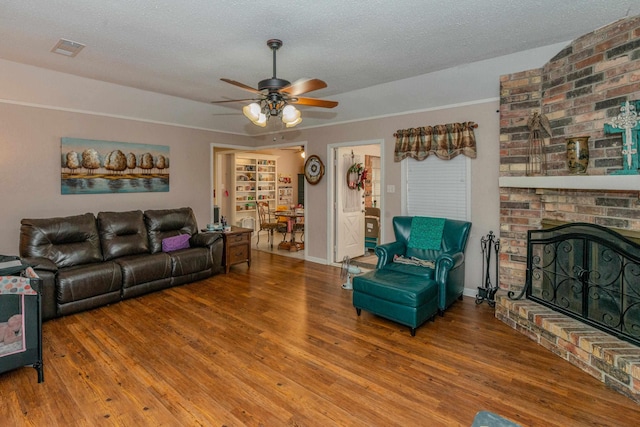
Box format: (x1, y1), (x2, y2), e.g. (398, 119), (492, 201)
(278, 174), (293, 207)
(231, 154), (278, 229)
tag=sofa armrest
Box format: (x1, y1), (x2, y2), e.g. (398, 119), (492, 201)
(21, 256), (58, 273)
(190, 232), (224, 274)
(190, 232), (223, 248)
(375, 241), (406, 268)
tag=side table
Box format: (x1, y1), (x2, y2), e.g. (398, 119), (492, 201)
(221, 226), (253, 273)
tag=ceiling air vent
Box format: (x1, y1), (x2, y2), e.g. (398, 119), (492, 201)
(51, 39), (85, 57)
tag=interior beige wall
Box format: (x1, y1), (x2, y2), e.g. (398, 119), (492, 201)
(251, 100), (501, 293)
(0, 96), (499, 295)
(0, 102), (250, 254)
(0, 54), (512, 293)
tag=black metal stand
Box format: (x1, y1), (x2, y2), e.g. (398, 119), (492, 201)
(475, 231), (500, 307)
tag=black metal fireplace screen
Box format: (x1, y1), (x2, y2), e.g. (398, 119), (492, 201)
(509, 222), (640, 346)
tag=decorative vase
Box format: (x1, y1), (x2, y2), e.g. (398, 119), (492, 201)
(566, 136), (589, 174)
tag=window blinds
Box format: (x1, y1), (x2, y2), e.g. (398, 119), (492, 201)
(406, 155), (469, 220)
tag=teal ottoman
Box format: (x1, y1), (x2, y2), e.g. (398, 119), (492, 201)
(352, 269), (438, 336)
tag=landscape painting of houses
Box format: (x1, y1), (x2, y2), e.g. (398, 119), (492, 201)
(61, 137), (170, 194)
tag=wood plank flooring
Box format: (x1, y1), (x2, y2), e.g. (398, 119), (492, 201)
(1, 250), (639, 426)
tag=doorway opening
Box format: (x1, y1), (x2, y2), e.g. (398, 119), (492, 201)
(211, 142), (307, 261)
(328, 140), (383, 267)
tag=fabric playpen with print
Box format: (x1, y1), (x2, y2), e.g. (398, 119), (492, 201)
(0, 259), (43, 383)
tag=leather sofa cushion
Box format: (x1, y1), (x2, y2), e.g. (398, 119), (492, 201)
(20, 213), (102, 268)
(57, 261), (122, 304)
(115, 252), (172, 288)
(169, 247), (212, 276)
(98, 210), (150, 260)
(144, 207), (199, 254)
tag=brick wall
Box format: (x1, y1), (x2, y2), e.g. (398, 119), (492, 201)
(498, 15), (640, 404)
(500, 15), (640, 292)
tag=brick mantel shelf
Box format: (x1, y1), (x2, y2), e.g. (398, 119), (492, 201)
(499, 175), (640, 191)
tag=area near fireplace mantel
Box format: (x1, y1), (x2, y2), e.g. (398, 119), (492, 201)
(499, 175), (640, 191)
(498, 14), (640, 404)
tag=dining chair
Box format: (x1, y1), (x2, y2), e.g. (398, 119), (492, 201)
(293, 216), (304, 243)
(257, 202), (286, 248)
(276, 205), (290, 242)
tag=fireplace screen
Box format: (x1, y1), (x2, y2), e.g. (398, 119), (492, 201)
(511, 223), (640, 346)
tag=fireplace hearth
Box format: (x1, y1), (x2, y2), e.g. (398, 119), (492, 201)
(497, 222), (640, 403)
(510, 222), (640, 346)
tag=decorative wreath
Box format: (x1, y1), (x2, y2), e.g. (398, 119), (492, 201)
(347, 162), (368, 190)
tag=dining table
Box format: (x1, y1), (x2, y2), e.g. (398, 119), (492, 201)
(275, 209), (304, 251)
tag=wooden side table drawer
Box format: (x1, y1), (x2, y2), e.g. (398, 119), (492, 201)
(222, 226), (252, 273)
(228, 244), (249, 264)
(228, 232), (250, 245)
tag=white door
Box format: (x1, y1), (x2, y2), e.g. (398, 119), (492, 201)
(335, 147), (365, 262)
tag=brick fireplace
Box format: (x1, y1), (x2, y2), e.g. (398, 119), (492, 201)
(497, 15), (640, 403)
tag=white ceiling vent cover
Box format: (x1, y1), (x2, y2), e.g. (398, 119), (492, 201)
(51, 39), (85, 57)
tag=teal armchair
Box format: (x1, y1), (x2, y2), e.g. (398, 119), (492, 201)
(374, 216), (472, 314)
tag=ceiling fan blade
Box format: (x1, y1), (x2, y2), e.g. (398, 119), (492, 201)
(280, 78), (327, 96)
(211, 98), (259, 104)
(220, 78), (262, 94)
(291, 97), (338, 108)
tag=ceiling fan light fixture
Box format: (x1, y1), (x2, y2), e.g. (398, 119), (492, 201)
(281, 105), (300, 123)
(216, 39), (338, 130)
(255, 113), (267, 127)
(282, 104), (302, 127)
(243, 102), (262, 121)
(243, 102), (267, 127)
(284, 116), (302, 128)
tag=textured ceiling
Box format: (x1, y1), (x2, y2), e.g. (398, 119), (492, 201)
(0, 1), (638, 135)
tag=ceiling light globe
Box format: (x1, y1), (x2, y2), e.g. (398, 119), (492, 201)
(285, 116), (302, 128)
(256, 113), (267, 127)
(282, 105), (301, 124)
(243, 103), (262, 121)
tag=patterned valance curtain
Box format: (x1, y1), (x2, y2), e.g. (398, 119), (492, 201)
(393, 122), (478, 162)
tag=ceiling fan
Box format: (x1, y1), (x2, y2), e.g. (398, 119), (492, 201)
(212, 39), (338, 127)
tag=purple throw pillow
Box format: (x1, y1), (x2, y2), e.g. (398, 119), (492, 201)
(161, 234), (191, 252)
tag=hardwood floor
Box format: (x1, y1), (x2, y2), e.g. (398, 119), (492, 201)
(1, 251), (638, 426)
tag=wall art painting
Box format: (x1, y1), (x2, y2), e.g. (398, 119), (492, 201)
(61, 137), (170, 195)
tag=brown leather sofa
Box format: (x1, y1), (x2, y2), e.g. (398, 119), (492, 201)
(19, 207), (223, 321)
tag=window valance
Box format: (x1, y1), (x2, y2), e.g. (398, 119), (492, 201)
(393, 122), (478, 162)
